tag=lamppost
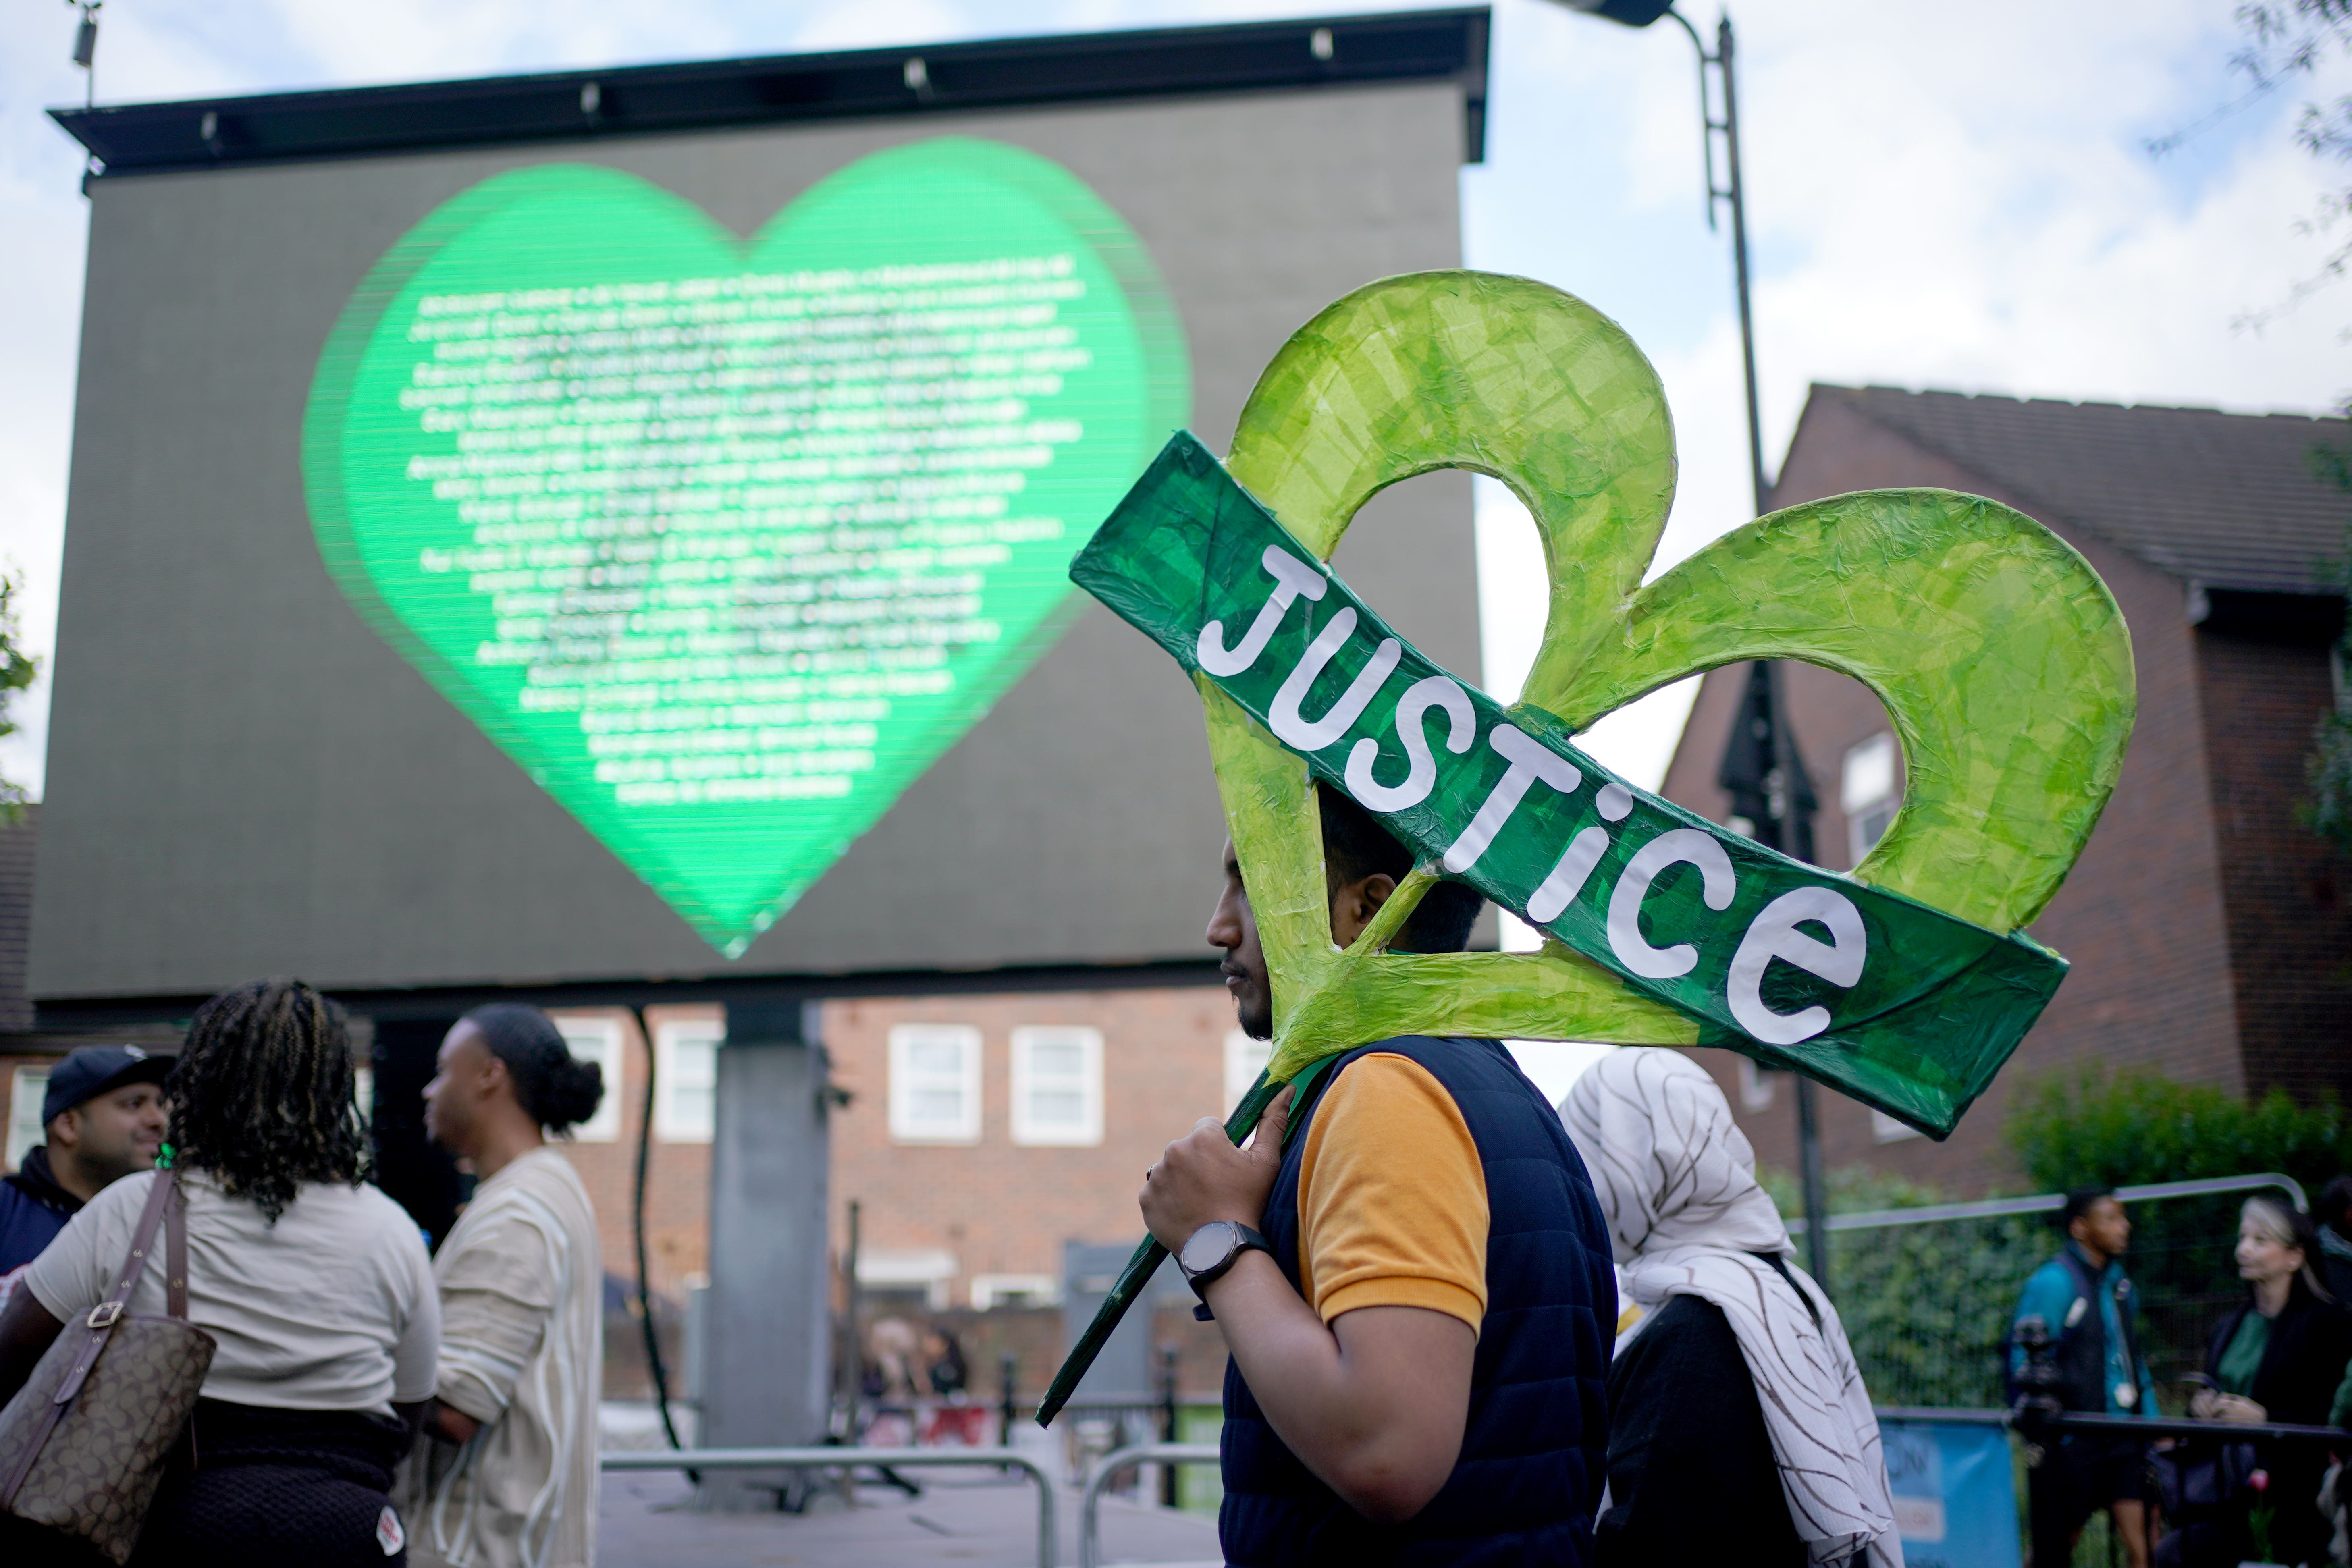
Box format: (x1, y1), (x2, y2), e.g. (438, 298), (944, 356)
(1549, 1), (1834, 1292)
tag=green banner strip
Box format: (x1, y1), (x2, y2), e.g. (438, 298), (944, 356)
(1074, 432), (2066, 1122)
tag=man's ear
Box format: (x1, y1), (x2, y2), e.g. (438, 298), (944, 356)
(1329, 872), (1399, 947)
(46, 1110), (78, 1153)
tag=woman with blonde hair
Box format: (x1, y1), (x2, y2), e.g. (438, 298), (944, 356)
(2167, 1196), (2352, 1567)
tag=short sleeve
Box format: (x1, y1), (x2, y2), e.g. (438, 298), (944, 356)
(388, 1215), (440, 1405)
(22, 1172), (148, 1323)
(1296, 1053), (1488, 1333)
(432, 1211), (561, 1423)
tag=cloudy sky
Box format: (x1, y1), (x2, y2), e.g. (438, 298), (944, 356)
(0, 0), (2346, 811)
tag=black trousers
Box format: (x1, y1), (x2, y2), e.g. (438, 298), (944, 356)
(2031, 1433), (2148, 1566)
(127, 1399), (412, 1568)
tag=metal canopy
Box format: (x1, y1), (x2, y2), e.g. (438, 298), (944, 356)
(49, 8), (1490, 177)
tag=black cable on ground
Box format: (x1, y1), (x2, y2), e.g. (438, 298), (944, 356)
(630, 1006), (696, 1483)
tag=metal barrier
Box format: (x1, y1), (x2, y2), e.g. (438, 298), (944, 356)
(601, 1445), (1060, 1568)
(1785, 1171), (2308, 1236)
(1078, 1442), (1222, 1568)
(1876, 1406), (2352, 1444)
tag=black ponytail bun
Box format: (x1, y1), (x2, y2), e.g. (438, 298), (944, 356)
(463, 1003), (606, 1135)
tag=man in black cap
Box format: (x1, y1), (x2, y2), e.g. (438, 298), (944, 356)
(0, 1044), (172, 1279)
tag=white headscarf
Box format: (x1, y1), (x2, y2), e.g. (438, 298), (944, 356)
(1563, 1048), (1903, 1568)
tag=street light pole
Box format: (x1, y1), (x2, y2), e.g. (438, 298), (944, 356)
(1556, 2), (1833, 1291)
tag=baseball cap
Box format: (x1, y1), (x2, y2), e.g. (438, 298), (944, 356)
(42, 1044), (175, 1126)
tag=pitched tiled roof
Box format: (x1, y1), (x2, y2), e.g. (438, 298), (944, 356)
(1817, 386), (2351, 595)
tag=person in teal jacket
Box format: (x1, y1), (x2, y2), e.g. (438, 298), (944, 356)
(2012, 1186), (2158, 1568)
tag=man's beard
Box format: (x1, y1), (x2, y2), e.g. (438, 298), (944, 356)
(1236, 989), (1273, 1042)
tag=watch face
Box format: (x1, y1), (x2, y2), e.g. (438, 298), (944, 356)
(1181, 1221), (1235, 1275)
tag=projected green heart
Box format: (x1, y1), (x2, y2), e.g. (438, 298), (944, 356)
(304, 140), (1188, 954)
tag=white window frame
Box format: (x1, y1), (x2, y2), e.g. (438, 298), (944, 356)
(1737, 1057), (1778, 1113)
(1841, 731), (1901, 868)
(7, 1068), (49, 1172)
(969, 1273), (1062, 1310)
(654, 1019), (723, 1144)
(1871, 1109), (1924, 1144)
(1010, 1026), (1103, 1147)
(551, 1015), (625, 1143)
(888, 1024), (982, 1144)
(1225, 1030), (1272, 1116)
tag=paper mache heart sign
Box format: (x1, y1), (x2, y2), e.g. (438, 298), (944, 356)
(303, 139), (1187, 955)
(1037, 270), (2134, 1423)
(1090, 268), (2135, 1135)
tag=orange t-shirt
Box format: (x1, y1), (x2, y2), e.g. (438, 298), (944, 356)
(1294, 1052), (1490, 1334)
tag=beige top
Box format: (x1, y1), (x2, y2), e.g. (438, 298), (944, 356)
(26, 1168), (437, 1414)
(399, 1147), (603, 1568)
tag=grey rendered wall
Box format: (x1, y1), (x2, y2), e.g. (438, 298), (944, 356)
(33, 81), (1477, 997)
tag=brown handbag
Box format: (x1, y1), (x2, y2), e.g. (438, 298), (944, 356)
(0, 1168), (216, 1563)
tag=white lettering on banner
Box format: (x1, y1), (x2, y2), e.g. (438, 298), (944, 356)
(1442, 727), (1583, 875)
(1606, 829), (1738, 979)
(1270, 607), (1403, 751)
(1527, 826), (1610, 923)
(1345, 675), (1473, 811)
(1727, 885), (1868, 1044)
(1197, 546), (1327, 676)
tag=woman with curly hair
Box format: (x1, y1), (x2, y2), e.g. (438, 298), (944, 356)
(0, 977), (438, 1566)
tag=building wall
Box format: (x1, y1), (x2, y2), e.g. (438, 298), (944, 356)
(2194, 629), (2352, 1103)
(1659, 392), (2245, 1194)
(821, 983), (1236, 1308)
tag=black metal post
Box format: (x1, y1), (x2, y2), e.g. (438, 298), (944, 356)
(1664, 7), (1835, 1291)
(999, 1352), (1019, 1448)
(1159, 1344), (1182, 1507)
(842, 1199), (862, 1443)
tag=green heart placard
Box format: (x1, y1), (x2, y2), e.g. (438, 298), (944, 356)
(1093, 270), (2135, 1133)
(1039, 270), (2135, 1424)
(303, 139), (1189, 954)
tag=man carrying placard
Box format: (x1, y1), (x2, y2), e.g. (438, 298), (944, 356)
(1140, 785), (1616, 1564)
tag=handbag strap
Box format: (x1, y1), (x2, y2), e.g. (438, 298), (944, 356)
(0, 1168), (181, 1510)
(163, 1173), (188, 1320)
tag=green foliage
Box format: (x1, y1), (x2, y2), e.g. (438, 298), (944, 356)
(2008, 1066), (2352, 1197)
(2306, 409), (2352, 855)
(0, 574), (37, 823)
(1762, 1166), (2041, 1408)
(1752, 1071), (2352, 1412)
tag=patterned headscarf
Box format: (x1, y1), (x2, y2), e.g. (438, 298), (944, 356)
(1562, 1048), (1903, 1568)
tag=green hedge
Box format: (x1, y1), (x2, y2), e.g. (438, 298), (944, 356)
(1751, 1071), (2352, 1410)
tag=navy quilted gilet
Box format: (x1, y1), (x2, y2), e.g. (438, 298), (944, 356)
(1218, 1036), (1615, 1567)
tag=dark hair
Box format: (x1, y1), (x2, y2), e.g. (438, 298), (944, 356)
(463, 1004), (604, 1135)
(168, 977), (369, 1225)
(2318, 1175), (2352, 1235)
(1316, 784), (1483, 953)
(2060, 1185), (2117, 1231)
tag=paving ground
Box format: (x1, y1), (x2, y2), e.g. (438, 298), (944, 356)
(600, 1468), (1223, 1568)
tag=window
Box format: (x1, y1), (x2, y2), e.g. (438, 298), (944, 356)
(889, 1025), (981, 1144)
(353, 1066), (375, 1125)
(1737, 1057), (1778, 1113)
(1226, 1030), (1272, 1115)
(1010, 1026), (1103, 1146)
(1841, 731), (1901, 868)
(655, 1020), (722, 1144)
(552, 1016), (624, 1143)
(856, 1248), (959, 1311)
(7, 1068), (48, 1172)
(969, 1273), (1061, 1310)
(1871, 1109), (1923, 1144)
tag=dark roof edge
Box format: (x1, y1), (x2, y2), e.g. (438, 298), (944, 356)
(1803, 382), (2351, 594)
(49, 8), (1490, 179)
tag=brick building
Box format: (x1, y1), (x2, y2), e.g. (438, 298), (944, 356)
(1660, 386), (2351, 1193)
